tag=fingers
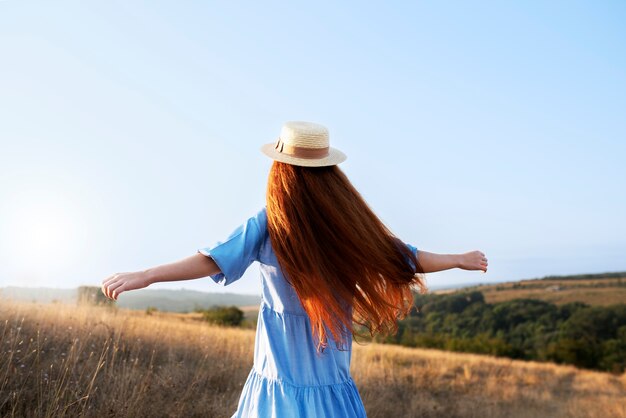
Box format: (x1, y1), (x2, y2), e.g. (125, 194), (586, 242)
(108, 281), (126, 300)
(477, 251), (488, 273)
(102, 273), (121, 288)
(101, 276), (115, 299)
(101, 273), (123, 300)
(102, 284), (112, 300)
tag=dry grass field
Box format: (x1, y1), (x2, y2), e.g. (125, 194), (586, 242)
(1, 299), (625, 418)
(450, 276), (626, 306)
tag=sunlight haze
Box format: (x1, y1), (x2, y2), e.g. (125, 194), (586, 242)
(0, 1), (624, 296)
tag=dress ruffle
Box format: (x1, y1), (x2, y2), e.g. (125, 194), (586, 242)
(232, 368), (367, 418)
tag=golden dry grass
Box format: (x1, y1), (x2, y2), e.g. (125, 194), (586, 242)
(456, 277), (626, 306)
(1, 299), (625, 418)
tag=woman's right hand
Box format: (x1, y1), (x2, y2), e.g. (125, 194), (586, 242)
(458, 251), (488, 273)
(101, 271), (152, 301)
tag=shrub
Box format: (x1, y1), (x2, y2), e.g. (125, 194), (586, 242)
(201, 306), (244, 327)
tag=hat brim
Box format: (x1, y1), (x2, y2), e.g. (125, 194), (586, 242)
(260, 143), (347, 167)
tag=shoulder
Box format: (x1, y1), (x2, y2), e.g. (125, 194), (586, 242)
(245, 206), (268, 252)
(251, 206), (268, 234)
(252, 206), (271, 261)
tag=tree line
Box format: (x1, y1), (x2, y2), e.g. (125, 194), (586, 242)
(368, 291), (626, 374)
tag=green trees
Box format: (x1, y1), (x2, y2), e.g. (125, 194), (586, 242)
(546, 305), (626, 371)
(396, 291), (626, 373)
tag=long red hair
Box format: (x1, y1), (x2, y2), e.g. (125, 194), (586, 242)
(266, 161), (427, 352)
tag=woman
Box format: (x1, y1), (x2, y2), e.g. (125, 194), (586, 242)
(101, 121), (488, 417)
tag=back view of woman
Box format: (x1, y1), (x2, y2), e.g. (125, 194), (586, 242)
(102, 121), (488, 417)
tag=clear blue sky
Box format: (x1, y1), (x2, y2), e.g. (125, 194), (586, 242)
(1, 1), (624, 296)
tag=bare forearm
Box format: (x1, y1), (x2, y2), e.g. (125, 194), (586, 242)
(144, 253), (221, 285)
(102, 253), (221, 301)
(417, 250), (459, 273)
(417, 249), (488, 274)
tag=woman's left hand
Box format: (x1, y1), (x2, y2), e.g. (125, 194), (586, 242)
(101, 271), (151, 300)
(458, 251), (488, 273)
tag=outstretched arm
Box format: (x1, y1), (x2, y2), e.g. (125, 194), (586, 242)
(101, 253), (221, 301)
(417, 250), (488, 274)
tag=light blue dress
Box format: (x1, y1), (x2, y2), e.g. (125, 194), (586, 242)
(198, 206), (418, 418)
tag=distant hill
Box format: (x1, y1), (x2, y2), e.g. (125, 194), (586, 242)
(0, 286), (261, 312)
(4, 270), (624, 313)
(445, 270), (626, 306)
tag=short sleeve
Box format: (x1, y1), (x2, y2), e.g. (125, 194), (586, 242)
(406, 242), (419, 272)
(405, 242), (418, 259)
(197, 207), (267, 286)
(395, 238), (419, 273)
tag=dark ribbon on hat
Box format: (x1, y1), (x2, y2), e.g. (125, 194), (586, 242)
(274, 137), (330, 159)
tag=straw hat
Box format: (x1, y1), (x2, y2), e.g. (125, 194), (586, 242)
(260, 121), (347, 167)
